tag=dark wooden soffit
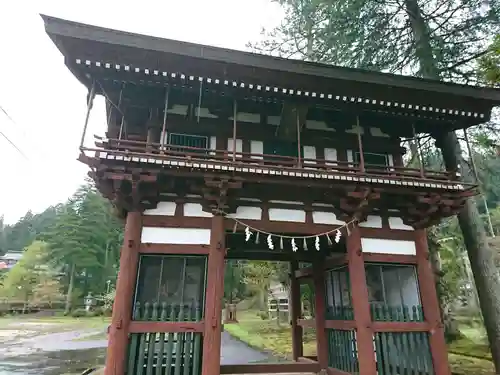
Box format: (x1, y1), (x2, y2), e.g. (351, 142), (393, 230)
(41, 14), (500, 125)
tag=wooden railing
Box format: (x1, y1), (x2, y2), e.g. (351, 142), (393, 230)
(127, 302), (203, 375)
(86, 136), (473, 189)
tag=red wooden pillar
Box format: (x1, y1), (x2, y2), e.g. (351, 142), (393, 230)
(105, 211), (142, 375)
(290, 260), (303, 360)
(313, 260), (329, 369)
(346, 225), (377, 375)
(202, 214), (226, 375)
(414, 229), (451, 375)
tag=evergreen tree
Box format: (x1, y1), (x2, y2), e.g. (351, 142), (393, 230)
(252, 0), (500, 369)
(41, 180), (123, 313)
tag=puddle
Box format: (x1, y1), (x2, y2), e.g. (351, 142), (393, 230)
(0, 348), (106, 375)
(0, 322), (108, 374)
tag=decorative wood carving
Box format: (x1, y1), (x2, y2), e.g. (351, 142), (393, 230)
(88, 157), (475, 228)
(199, 176), (242, 214)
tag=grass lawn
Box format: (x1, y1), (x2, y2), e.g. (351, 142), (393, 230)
(224, 310), (495, 375)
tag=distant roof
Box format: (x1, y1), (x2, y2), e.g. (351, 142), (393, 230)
(1, 252), (23, 261)
(41, 14), (500, 126)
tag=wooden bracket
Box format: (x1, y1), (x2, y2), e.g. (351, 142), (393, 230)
(201, 176), (242, 214)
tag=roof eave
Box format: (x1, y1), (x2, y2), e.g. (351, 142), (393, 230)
(41, 14), (500, 105)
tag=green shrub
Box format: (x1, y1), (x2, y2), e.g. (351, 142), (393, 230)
(258, 311), (269, 320)
(71, 308), (88, 318)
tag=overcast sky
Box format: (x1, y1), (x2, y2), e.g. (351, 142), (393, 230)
(0, 0), (283, 224)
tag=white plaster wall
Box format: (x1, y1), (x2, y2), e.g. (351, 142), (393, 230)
(359, 215), (383, 228)
(169, 104), (188, 115)
(345, 125), (364, 135)
(250, 140), (264, 160)
(184, 203), (213, 217)
(236, 112), (260, 123)
(303, 146), (317, 164)
(269, 208), (306, 222)
(268, 116), (280, 125)
(347, 150), (354, 167)
(312, 211), (345, 225)
(361, 238), (416, 255)
(195, 107), (217, 118)
(227, 138), (243, 157)
(209, 136), (217, 156)
(143, 202), (176, 216)
(228, 206), (262, 220)
(388, 217), (414, 231)
(305, 120), (335, 132)
(141, 227), (211, 244)
(370, 127), (390, 138)
(324, 148), (338, 166)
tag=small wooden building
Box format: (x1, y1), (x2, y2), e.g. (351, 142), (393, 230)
(42, 14), (500, 375)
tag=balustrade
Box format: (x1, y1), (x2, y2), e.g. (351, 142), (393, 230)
(87, 136), (470, 190)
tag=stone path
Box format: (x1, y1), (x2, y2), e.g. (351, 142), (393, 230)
(220, 331), (270, 364)
(0, 325), (272, 374)
(29, 329), (270, 364)
(0, 326), (269, 362)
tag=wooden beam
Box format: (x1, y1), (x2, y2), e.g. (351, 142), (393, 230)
(414, 230), (452, 375)
(201, 215), (226, 375)
(327, 367), (352, 375)
(313, 260), (329, 370)
(297, 319), (316, 328)
(295, 254), (347, 278)
(220, 362), (320, 374)
(105, 211), (142, 375)
(129, 321), (204, 333)
(346, 225), (377, 375)
(139, 243), (210, 255)
(371, 321), (429, 332)
(363, 253), (417, 264)
(325, 320), (356, 330)
(290, 260), (303, 360)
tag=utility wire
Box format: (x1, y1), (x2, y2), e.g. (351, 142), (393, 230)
(0, 104), (29, 160)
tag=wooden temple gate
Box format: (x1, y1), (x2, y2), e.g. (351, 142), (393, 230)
(105, 209), (448, 375)
(290, 228), (447, 375)
(41, 13), (500, 375)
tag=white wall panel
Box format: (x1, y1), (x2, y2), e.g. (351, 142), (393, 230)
(143, 202), (176, 216)
(361, 238), (416, 255)
(141, 227), (211, 245)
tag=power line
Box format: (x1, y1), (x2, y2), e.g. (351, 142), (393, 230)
(0, 104), (29, 160)
(0, 105), (15, 124)
(0, 129), (29, 160)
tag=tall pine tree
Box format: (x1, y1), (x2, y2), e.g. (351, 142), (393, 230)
(252, 0), (500, 369)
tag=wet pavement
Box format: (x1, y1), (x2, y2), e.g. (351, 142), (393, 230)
(0, 323), (108, 375)
(0, 321), (271, 374)
(220, 331), (270, 364)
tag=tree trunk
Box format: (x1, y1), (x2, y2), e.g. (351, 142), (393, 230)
(403, 0), (500, 369)
(65, 263), (75, 315)
(428, 239), (463, 341)
(438, 132), (500, 369)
